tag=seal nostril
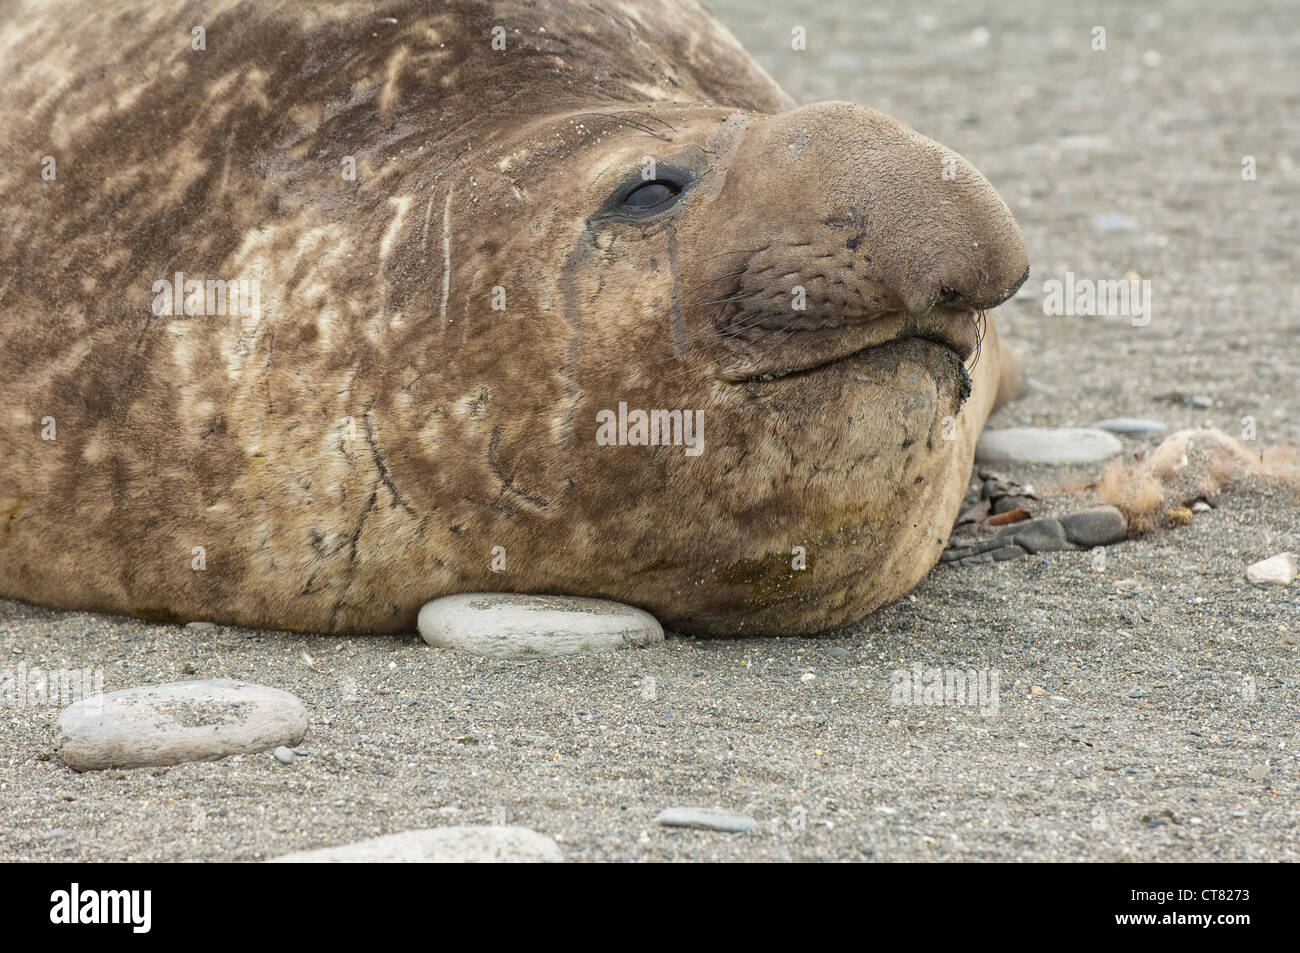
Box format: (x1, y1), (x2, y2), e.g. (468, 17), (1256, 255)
(937, 285), (966, 307)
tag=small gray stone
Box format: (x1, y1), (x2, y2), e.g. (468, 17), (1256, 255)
(1059, 506), (1128, 546)
(266, 826), (563, 862)
(274, 746), (295, 764)
(658, 807), (758, 833)
(1093, 417), (1166, 435)
(1094, 213), (1139, 232)
(826, 647), (850, 659)
(1024, 377), (1056, 394)
(976, 427), (1123, 466)
(55, 679), (308, 771)
(418, 593), (663, 659)
(1012, 518), (1070, 554)
(1183, 394), (1213, 408)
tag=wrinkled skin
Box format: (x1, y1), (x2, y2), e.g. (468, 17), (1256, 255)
(0, 0), (1028, 634)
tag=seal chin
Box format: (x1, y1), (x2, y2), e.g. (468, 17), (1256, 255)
(724, 307), (981, 384)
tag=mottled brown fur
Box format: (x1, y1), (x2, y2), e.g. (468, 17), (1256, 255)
(0, 0), (1027, 634)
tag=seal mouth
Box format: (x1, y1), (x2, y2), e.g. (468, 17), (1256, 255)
(724, 308), (981, 384)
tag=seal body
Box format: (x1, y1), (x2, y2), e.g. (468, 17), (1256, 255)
(0, 0), (1028, 634)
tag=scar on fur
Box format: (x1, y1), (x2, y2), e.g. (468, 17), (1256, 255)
(440, 188), (453, 326)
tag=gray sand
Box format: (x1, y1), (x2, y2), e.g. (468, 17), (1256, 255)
(2, 0), (1297, 861)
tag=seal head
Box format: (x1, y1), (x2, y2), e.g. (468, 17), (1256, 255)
(0, 0), (1027, 634)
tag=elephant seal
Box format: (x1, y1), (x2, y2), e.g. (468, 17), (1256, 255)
(0, 0), (1028, 635)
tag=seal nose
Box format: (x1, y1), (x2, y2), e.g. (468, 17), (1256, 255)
(737, 102), (1030, 318)
(935, 263), (1030, 313)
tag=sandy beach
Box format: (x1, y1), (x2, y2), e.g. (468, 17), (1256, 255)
(1, 0), (1297, 861)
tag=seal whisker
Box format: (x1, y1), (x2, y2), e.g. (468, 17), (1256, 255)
(570, 111), (672, 141)
(683, 268), (748, 291)
(640, 314), (794, 389)
(698, 246), (769, 263)
(968, 309), (988, 370)
(688, 290), (768, 308)
(633, 318), (750, 364)
(742, 324), (800, 369)
(619, 109), (678, 133)
(621, 311), (776, 386)
(717, 85), (762, 111)
(664, 315), (769, 358)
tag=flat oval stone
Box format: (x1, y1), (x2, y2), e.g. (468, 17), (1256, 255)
(1059, 505), (1128, 546)
(658, 807), (758, 833)
(266, 826), (563, 863)
(418, 593), (663, 659)
(55, 679), (308, 771)
(1093, 417), (1166, 435)
(976, 427), (1123, 466)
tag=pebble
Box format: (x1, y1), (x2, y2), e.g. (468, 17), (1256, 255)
(274, 746), (295, 764)
(826, 647), (850, 659)
(1245, 553), (1296, 587)
(657, 807), (758, 833)
(1093, 417), (1166, 435)
(417, 593), (663, 659)
(1093, 213), (1140, 232)
(1183, 394), (1213, 408)
(1024, 377), (1056, 394)
(975, 427), (1123, 466)
(55, 679), (309, 771)
(1012, 518), (1068, 554)
(266, 826), (563, 862)
(1058, 506), (1128, 546)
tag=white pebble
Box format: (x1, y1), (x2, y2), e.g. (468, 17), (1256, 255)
(418, 593), (663, 659)
(56, 679), (308, 771)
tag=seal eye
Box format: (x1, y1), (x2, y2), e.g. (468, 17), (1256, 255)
(622, 180), (680, 211)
